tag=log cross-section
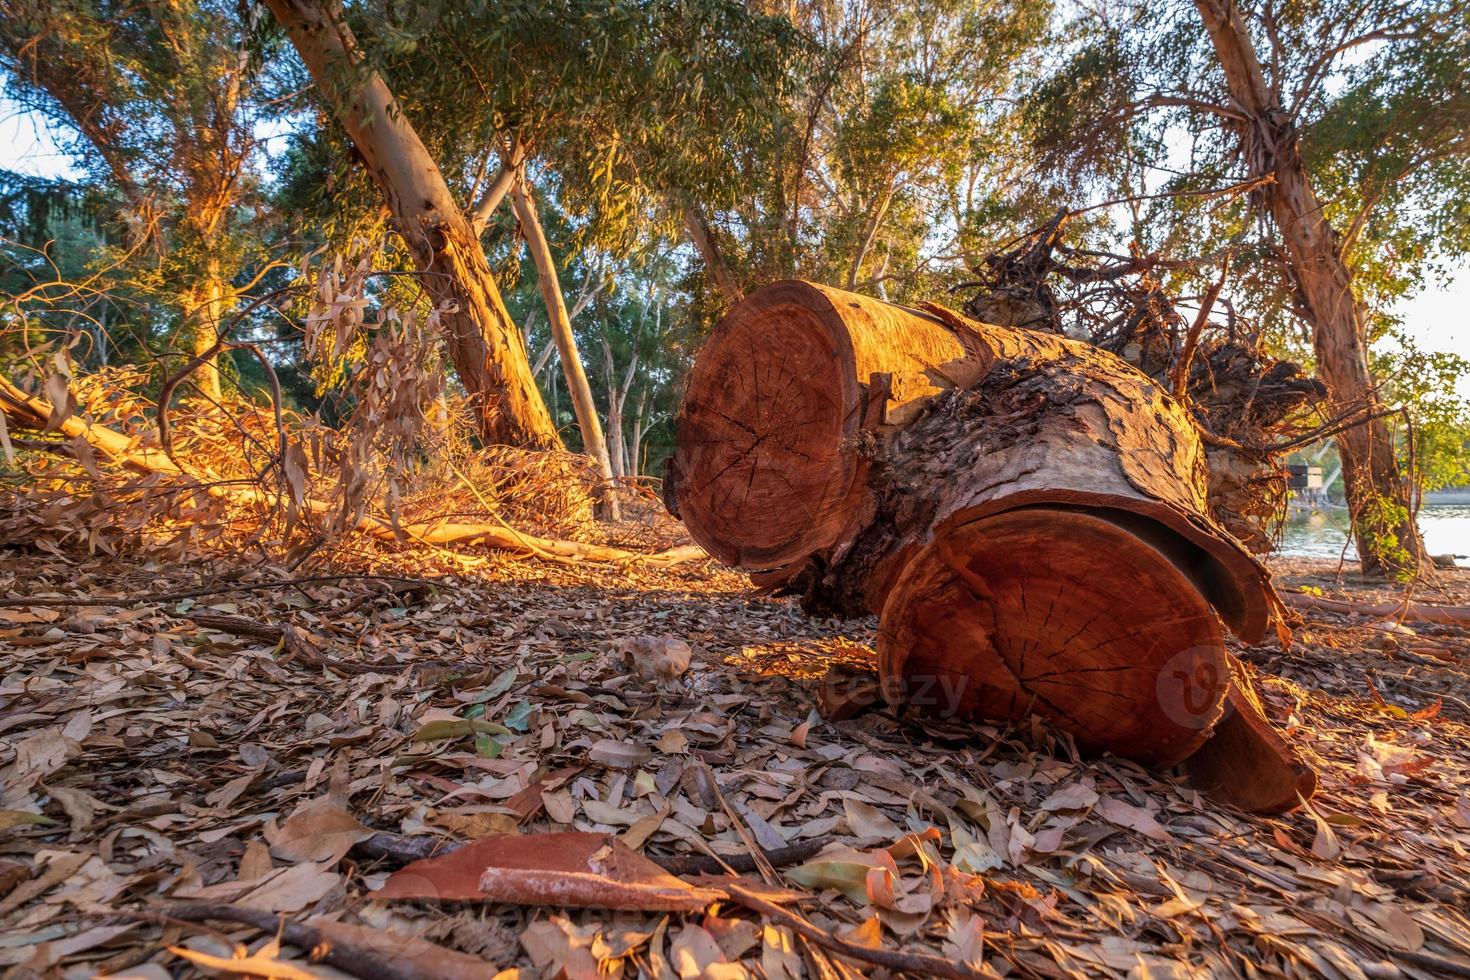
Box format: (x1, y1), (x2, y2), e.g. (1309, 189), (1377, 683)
(669, 280), (1316, 813)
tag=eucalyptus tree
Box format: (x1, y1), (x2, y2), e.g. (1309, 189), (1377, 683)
(369, 0), (798, 339)
(1023, 0), (1468, 576)
(263, 0), (560, 448)
(264, 0), (796, 458)
(0, 0), (270, 401)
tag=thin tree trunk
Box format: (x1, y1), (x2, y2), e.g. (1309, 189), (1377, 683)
(509, 175), (619, 518)
(601, 336), (626, 481)
(682, 203), (742, 307)
(628, 387), (649, 477)
(845, 178), (896, 290)
(1194, 0), (1425, 577)
(263, 0), (558, 449)
(182, 254), (228, 402)
(533, 341), (557, 378)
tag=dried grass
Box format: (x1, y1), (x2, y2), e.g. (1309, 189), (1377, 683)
(0, 367), (613, 566)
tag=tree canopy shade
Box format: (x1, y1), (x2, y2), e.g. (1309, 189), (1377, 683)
(1021, 0), (1470, 576)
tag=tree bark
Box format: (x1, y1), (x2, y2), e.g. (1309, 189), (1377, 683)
(509, 176), (619, 517)
(263, 0), (559, 449)
(682, 203), (743, 308)
(1193, 0), (1425, 577)
(600, 334), (639, 482)
(668, 280), (1314, 812)
(181, 255), (227, 403)
(628, 387), (649, 477)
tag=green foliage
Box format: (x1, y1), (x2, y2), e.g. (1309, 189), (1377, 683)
(341, 0), (801, 259)
(1372, 329), (1470, 492)
(0, 0), (290, 389)
(668, 0), (1051, 313)
(1019, 0), (1470, 492)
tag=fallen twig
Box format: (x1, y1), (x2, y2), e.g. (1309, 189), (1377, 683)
(723, 881), (987, 979)
(1284, 591), (1470, 625)
(143, 902), (429, 980)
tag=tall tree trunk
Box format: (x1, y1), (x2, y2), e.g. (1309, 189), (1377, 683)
(628, 387), (649, 477)
(182, 253), (228, 402)
(263, 0), (559, 449)
(1194, 0), (1425, 577)
(682, 203), (742, 307)
(509, 176), (620, 518)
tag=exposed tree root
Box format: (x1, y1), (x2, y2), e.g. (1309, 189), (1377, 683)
(1284, 590), (1470, 625)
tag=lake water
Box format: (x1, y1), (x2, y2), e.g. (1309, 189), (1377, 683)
(1277, 503), (1470, 565)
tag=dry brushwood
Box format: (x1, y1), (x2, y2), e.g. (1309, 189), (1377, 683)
(667, 280), (1315, 813)
(959, 214), (1327, 552)
(0, 370), (703, 567)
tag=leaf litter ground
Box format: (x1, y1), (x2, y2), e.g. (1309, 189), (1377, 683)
(3, 535), (1470, 978)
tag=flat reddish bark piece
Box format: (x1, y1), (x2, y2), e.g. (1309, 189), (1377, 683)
(1184, 659), (1317, 814)
(878, 508), (1229, 767)
(374, 832), (725, 911)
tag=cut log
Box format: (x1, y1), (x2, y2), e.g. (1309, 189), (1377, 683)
(877, 508), (1229, 766)
(667, 280), (974, 568)
(670, 280), (1313, 811)
(670, 283), (1274, 639)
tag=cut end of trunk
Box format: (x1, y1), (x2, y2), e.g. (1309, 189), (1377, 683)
(1184, 660), (1317, 814)
(877, 508), (1231, 767)
(671, 282), (866, 566)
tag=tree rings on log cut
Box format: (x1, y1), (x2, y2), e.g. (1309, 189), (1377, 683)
(877, 508), (1230, 766)
(668, 280), (972, 567)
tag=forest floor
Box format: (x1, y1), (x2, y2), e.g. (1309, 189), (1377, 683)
(2, 525), (1470, 979)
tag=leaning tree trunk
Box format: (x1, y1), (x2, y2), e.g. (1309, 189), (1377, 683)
(667, 280), (1315, 813)
(682, 202), (742, 308)
(264, 0), (559, 449)
(510, 176), (620, 519)
(1194, 0), (1425, 578)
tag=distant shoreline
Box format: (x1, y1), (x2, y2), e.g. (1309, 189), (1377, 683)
(1288, 491), (1470, 510)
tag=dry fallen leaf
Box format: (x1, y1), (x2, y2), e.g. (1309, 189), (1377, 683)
(843, 798), (901, 842)
(616, 634), (693, 681)
(167, 942), (318, 980)
(268, 797), (374, 865)
(588, 739), (653, 770)
(1095, 797), (1172, 842)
